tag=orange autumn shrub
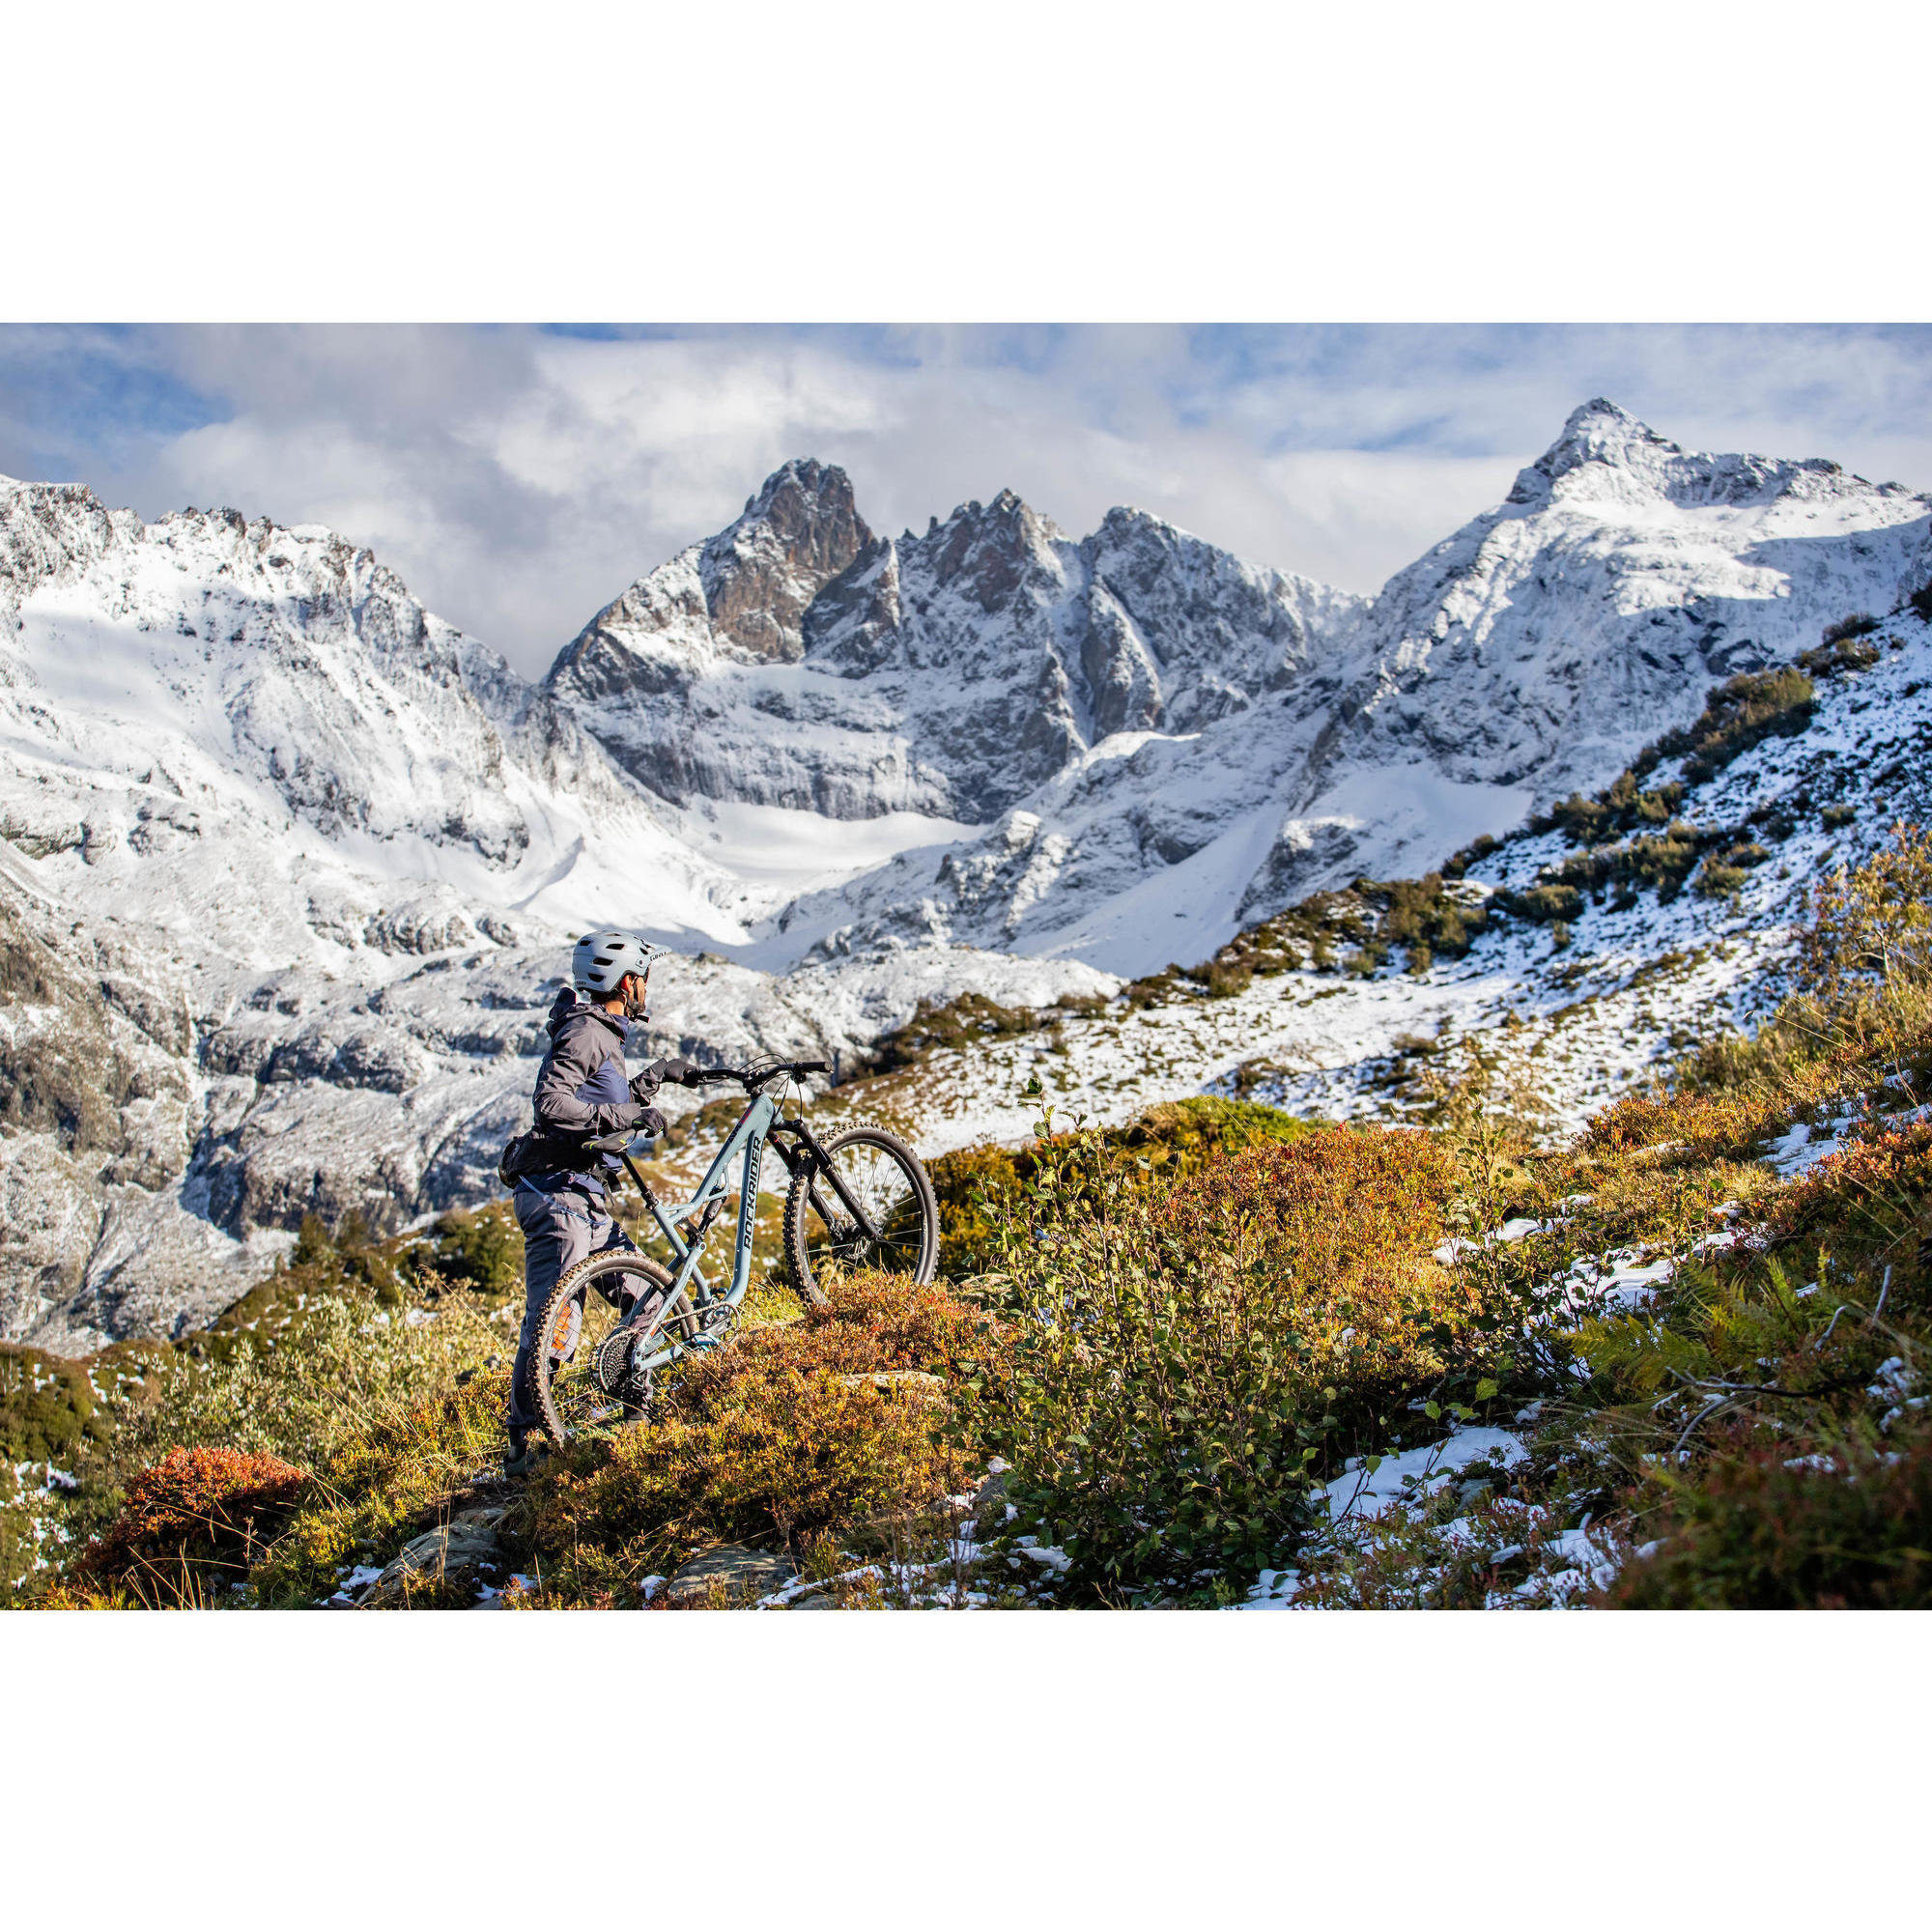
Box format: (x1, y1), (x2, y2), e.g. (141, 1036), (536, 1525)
(78, 1445), (309, 1605)
(1159, 1123), (1465, 1396)
(1759, 1118), (1932, 1281)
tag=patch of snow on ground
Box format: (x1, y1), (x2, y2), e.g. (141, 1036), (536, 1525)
(1322, 1427), (1528, 1525)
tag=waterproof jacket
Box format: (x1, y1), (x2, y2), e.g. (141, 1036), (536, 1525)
(526, 988), (668, 1197)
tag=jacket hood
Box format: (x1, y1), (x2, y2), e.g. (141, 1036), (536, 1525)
(546, 986), (630, 1043)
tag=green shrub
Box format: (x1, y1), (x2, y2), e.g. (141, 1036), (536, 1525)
(959, 1117), (1465, 1598)
(415, 1201), (524, 1299)
(1800, 635), (1882, 677)
(0, 1347), (113, 1464)
(864, 991), (1040, 1075)
(1821, 611), (1880, 644)
(1532, 772), (1688, 847)
(927, 1095), (1310, 1278)
(1644, 668), (1815, 786)
(1799, 821), (1932, 993)
(1186, 958), (1252, 998)
(1349, 873), (1487, 968)
(1500, 883), (1585, 923)
(1821, 804), (1856, 831)
(1442, 834), (1500, 878)
(1541, 822), (1712, 905)
(1118, 1095), (1313, 1167)
(1053, 991), (1109, 1016)
(1122, 967), (1183, 1009)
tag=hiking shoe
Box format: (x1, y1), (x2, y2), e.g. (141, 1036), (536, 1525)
(503, 1436), (551, 1479)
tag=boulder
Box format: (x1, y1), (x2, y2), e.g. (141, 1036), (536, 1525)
(360, 1505), (506, 1607)
(662, 1542), (795, 1607)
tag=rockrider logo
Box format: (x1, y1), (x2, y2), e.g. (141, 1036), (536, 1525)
(738, 1141), (764, 1264)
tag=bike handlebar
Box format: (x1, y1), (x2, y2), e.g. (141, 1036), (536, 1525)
(689, 1059), (830, 1088)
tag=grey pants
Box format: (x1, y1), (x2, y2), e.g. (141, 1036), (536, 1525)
(507, 1180), (651, 1435)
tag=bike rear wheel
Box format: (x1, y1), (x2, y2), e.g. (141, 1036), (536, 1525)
(527, 1250), (686, 1447)
(782, 1122), (939, 1310)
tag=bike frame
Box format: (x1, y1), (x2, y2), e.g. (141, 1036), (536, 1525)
(611, 1079), (884, 1375)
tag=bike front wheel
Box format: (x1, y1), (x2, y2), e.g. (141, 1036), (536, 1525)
(782, 1121), (939, 1310)
(527, 1250), (687, 1447)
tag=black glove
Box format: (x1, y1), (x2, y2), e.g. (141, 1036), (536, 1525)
(658, 1057), (705, 1087)
(634, 1106), (668, 1138)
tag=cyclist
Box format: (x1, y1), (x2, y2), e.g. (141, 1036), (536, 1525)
(501, 929), (703, 1476)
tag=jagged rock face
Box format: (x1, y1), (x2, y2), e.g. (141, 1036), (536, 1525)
(1078, 506), (1342, 730)
(0, 873), (211, 1345)
(548, 471), (1356, 821)
(545, 459), (875, 804)
(702, 459), (871, 660)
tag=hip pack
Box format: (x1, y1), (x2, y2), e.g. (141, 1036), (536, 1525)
(497, 1128), (593, 1191)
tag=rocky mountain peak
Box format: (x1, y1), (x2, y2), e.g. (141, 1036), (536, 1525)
(1507, 397), (1680, 504)
(697, 458), (871, 662)
(916, 489), (1066, 615)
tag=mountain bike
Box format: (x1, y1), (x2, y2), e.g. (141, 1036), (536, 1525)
(526, 1056), (940, 1445)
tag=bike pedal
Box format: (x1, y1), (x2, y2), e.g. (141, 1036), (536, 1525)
(687, 1333), (724, 1351)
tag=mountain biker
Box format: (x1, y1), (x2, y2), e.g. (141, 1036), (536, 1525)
(501, 929), (705, 1476)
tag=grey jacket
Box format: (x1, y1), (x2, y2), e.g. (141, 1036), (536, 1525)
(527, 988), (667, 1196)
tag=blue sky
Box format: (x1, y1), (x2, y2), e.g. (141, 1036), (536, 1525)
(6, 324), (1931, 679)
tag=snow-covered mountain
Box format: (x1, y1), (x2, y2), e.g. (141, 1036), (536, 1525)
(0, 475), (1104, 1349)
(762, 402), (1931, 973)
(4, 398), (1929, 1350)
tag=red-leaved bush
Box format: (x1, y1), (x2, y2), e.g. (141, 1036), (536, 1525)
(81, 1445), (309, 1603)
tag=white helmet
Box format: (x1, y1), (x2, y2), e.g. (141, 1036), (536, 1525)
(572, 929), (661, 996)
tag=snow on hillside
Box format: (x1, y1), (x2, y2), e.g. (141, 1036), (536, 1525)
(824, 602), (1932, 1163)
